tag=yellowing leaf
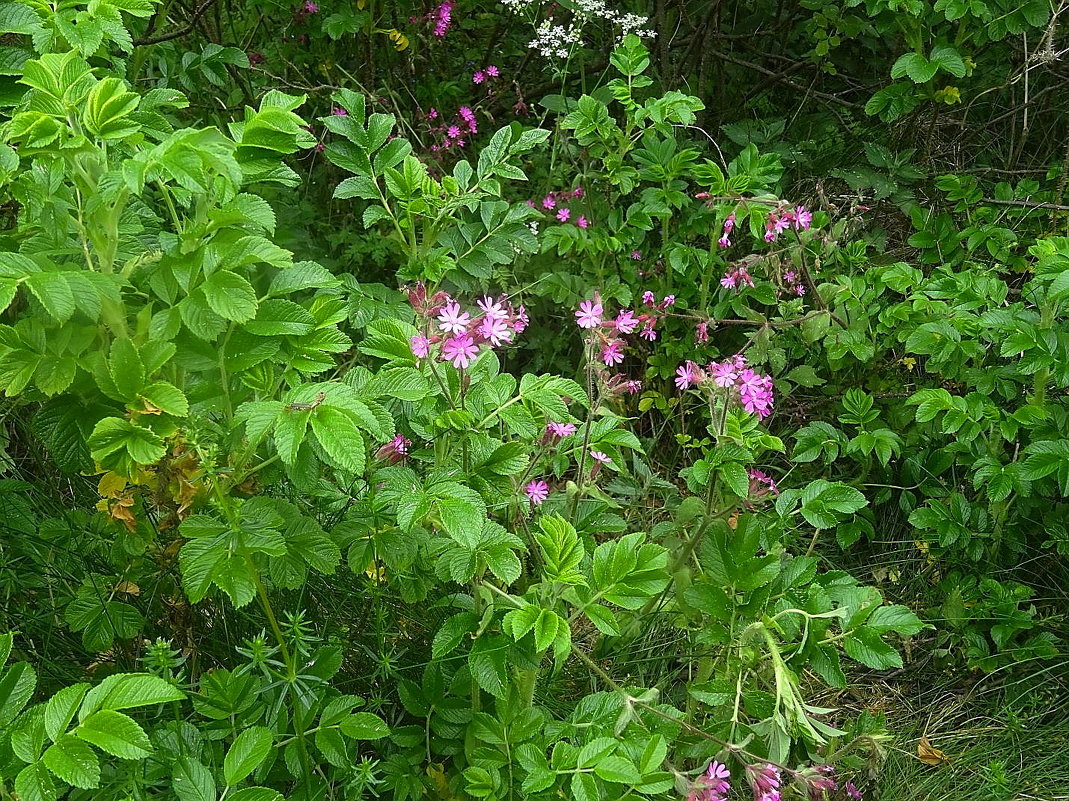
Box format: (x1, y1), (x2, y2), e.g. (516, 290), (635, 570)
(917, 737), (948, 765)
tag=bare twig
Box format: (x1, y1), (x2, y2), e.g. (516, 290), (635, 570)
(134, 0), (219, 45)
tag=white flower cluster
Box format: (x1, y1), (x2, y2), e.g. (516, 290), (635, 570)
(528, 19), (582, 59)
(616, 12), (656, 38)
(502, 0), (657, 58)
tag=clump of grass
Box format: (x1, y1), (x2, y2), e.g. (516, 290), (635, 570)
(874, 676), (1069, 800)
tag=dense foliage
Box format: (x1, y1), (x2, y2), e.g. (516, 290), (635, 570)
(0, 0), (1067, 800)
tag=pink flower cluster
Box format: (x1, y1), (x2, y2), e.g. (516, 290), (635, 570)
(526, 423), (587, 508)
(527, 186), (589, 228)
(407, 284), (527, 369)
(431, 0), (453, 36)
(806, 765), (838, 800)
(747, 763), (781, 801)
(425, 106), (478, 152)
(688, 761), (731, 801)
(675, 354), (775, 419)
(574, 291), (673, 366)
(375, 434), (412, 464)
(472, 65), (500, 85)
(764, 204), (812, 243)
(748, 468), (779, 498)
(782, 270), (805, 297)
(721, 265), (755, 291)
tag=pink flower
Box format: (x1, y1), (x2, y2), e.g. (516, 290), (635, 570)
(542, 194), (556, 210)
(675, 361), (699, 390)
(601, 340), (624, 366)
(526, 480), (549, 505)
(747, 763), (781, 801)
(639, 323), (657, 341)
(614, 309), (638, 334)
(332, 107), (347, 116)
(576, 216), (589, 228)
(432, 0), (453, 36)
(546, 421), (577, 439)
(660, 294), (675, 309)
(486, 65), (500, 77)
(447, 125), (461, 139)
(764, 228), (776, 243)
(479, 316), (512, 346)
(710, 360), (738, 388)
(748, 468), (780, 497)
(723, 212), (736, 234)
(442, 334), (479, 368)
(477, 296), (507, 321)
(737, 368), (774, 419)
(590, 450), (612, 464)
(718, 235), (731, 248)
(411, 334), (431, 359)
(575, 299), (603, 329)
(303, 0), (318, 12)
(844, 782), (862, 800)
(689, 760), (731, 801)
(427, 107), (439, 119)
(795, 206), (812, 230)
(631, 250), (642, 260)
(572, 185), (583, 198)
(721, 272), (737, 289)
(437, 300), (470, 334)
(473, 71), (486, 84)
(625, 380), (642, 394)
(375, 434), (412, 464)
(695, 321), (709, 344)
(454, 138), (466, 148)
(641, 290), (655, 306)
(513, 305), (529, 333)
(556, 208), (571, 222)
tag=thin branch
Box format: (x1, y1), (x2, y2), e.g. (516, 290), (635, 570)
(134, 0), (219, 45)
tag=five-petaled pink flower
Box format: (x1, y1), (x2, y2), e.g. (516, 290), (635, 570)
(576, 216), (589, 228)
(546, 421), (577, 439)
(479, 316), (512, 346)
(437, 300), (470, 334)
(526, 480), (549, 505)
(590, 450), (612, 464)
(675, 361), (699, 390)
(447, 125), (461, 139)
(486, 65), (499, 77)
(542, 195), (556, 210)
(442, 334), (479, 368)
(614, 309), (638, 334)
(477, 296), (507, 320)
(631, 250), (642, 260)
(304, 0), (318, 12)
(575, 299), (603, 329)
(473, 70), (486, 84)
(411, 334), (431, 359)
(556, 208), (571, 222)
(601, 340), (624, 366)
